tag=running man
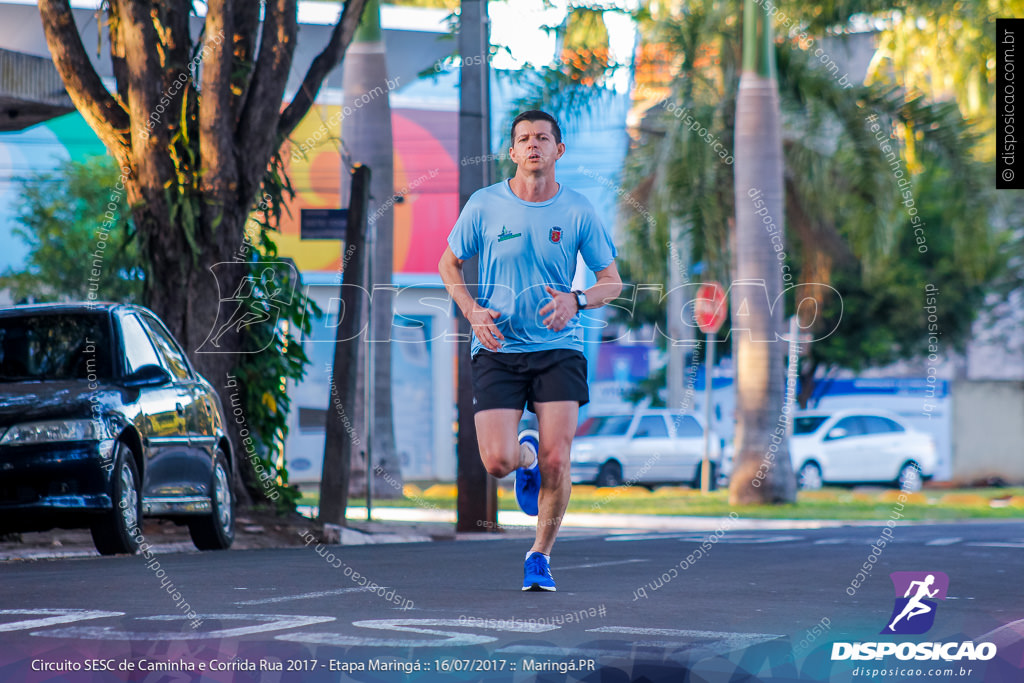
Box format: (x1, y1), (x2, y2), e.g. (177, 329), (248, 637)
(439, 110), (622, 591)
(888, 574), (939, 631)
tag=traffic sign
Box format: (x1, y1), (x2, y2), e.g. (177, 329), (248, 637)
(695, 281), (727, 334)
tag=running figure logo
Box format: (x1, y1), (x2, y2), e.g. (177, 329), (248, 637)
(882, 571), (949, 635)
(197, 262), (297, 354)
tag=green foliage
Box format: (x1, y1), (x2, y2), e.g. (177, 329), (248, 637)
(625, 364), (668, 407)
(617, 1), (1004, 382)
(4, 153), (316, 514)
(564, 7), (609, 51)
(798, 157), (1005, 378)
(223, 152), (319, 509)
(1, 156), (142, 303)
(229, 153), (322, 513)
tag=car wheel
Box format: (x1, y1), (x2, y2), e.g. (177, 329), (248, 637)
(596, 461), (623, 488)
(797, 462), (823, 491)
(91, 442), (142, 556)
(189, 449), (235, 551)
(897, 462), (923, 492)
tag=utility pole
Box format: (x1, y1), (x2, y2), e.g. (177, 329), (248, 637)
(320, 164), (371, 526)
(667, 218), (690, 410)
(455, 0), (497, 532)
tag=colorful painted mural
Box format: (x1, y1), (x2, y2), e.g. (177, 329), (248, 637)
(279, 106), (458, 277)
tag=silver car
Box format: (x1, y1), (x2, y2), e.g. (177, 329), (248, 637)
(720, 410), (936, 491)
(790, 410), (937, 491)
(570, 409), (721, 488)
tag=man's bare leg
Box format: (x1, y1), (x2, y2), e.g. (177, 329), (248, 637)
(529, 401), (578, 556)
(474, 409), (530, 477)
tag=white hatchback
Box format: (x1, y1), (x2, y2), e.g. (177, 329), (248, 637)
(569, 410), (720, 488)
(790, 410), (937, 491)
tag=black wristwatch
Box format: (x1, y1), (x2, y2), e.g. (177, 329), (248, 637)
(572, 289), (588, 311)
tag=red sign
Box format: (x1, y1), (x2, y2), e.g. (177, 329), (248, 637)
(695, 281), (728, 334)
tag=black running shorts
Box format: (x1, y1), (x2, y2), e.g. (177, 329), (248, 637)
(471, 348), (589, 414)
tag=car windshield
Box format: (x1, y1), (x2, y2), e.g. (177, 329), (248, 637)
(576, 415), (633, 437)
(0, 313), (114, 382)
(794, 416), (829, 435)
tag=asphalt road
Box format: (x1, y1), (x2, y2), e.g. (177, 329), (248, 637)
(1, 520), (1022, 682)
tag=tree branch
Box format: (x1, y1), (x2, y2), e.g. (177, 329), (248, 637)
(38, 0), (129, 155)
(200, 0), (238, 205)
(229, 1), (262, 125)
(106, 3), (130, 112)
(237, 0), (299, 199)
(112, 0), (177, 181)
(277, 0), (370, 140)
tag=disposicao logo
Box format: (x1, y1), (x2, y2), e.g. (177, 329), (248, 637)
(884, 571), (948, 635)
(831, 571), (997, 663)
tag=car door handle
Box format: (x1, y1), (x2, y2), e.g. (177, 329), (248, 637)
(176, 403), (186, 416)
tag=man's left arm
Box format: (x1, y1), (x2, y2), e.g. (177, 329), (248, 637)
(578, 262), (623, 309)
(540, 262), (622, 331)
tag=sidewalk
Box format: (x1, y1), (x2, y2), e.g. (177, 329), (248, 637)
(330, 504), (891, 540)
(0, 504), (941, 562)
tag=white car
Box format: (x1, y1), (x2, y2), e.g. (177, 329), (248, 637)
(570, 409), (721, 488)
(790, 410), (937, 491)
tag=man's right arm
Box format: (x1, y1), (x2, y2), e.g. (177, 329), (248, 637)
(438, 246), (505, 351)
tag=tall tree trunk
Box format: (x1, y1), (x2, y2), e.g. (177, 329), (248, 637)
(728, 0), (796, 505)
(341, 0), (402, 498)
(38, 0), (372, 508)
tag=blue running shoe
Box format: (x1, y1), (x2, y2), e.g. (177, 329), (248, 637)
(523, 551), (556, 592)
(515, 430), (540, 516)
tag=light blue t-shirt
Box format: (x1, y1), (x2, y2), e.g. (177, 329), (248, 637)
(447, 179), (617, 355)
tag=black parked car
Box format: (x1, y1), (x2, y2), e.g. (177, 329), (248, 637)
(0, 302), (234, 554)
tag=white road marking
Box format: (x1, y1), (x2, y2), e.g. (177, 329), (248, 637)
(558, 559), (649, 570)
(588, 626), (781, 639)
(277, 618), (558, 648)
(497, 628), (784, 660)
(586, 626), (784, 657)
(605, 533), (690, 542)
(34, 614), (335, 640)
(233, 588), (375, 605)
(679, 534), (803, 544)
(925, 538), (962, 546)
(607, 533), (803, 544)
(0, 609), (122, 633)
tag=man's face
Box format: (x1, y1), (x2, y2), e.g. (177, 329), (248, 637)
(509, 120), (565, 172)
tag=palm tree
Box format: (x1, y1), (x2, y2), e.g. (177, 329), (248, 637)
(496, 0), (1003, 501)
(727, 0), (795, 504)
(619, 0), (1000, 470)
(340, 0), (402, 499)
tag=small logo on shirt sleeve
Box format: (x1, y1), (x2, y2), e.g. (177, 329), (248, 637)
(549, 226), (563, 244)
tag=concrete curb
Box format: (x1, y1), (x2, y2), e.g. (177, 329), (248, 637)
(321, 523), (433, 545)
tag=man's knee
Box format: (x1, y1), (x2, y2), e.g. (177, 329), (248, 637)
(538, 449), (570, 481)
(485, 461), (514, 478)
(480, 442), (517, 478)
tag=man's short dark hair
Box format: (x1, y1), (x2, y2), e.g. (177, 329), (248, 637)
(510, 110), (562, 145)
